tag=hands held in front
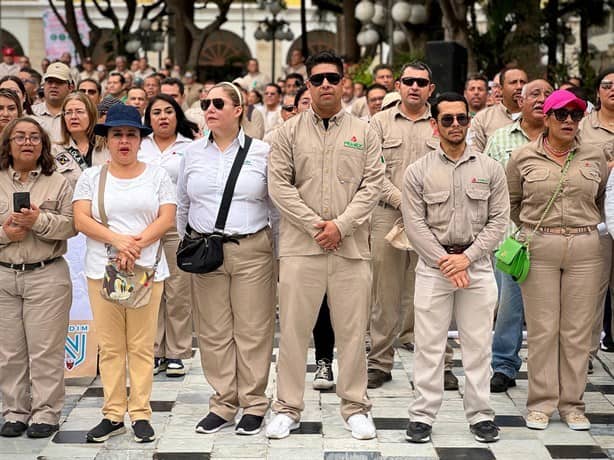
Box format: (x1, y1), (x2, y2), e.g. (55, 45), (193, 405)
(3, 215), (28, 241)
(438, 254), (471, 288)
(314, 221), (342, 251)
(3, 205), (41, 241)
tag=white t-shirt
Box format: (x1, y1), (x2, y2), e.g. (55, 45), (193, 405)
(138, 133), (193, 185)
(72, 163), (176, 281)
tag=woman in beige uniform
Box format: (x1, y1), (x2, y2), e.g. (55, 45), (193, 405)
(507, 90), (607, 431)
(0, 117), (75, 438)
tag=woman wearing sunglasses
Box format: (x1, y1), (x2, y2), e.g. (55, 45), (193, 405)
(140, 94), (198, 377)
(507, 89), (607, 431)
(177, 82), (275, 436)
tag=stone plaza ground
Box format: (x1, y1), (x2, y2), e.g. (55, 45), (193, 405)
(2, 335), (614, 460)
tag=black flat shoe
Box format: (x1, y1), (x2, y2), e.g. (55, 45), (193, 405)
(0, 421), (27, 437)
(26, 423), (59, 438)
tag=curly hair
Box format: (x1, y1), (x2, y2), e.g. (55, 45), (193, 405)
(0, 117), (55, 175)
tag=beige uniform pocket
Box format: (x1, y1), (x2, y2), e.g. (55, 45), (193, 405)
(423, 190), (450, 228)
(466, 186), (491, 225)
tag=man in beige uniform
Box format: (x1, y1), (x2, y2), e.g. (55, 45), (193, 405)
(403, 92), (509, 444)
(468, 68), (527, 152)
(352, 64), (395, 119)
(267, 51), (383, 441)
(32, 62), (74, 143)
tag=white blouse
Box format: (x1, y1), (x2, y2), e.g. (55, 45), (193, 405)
(138, 133), (193, 185)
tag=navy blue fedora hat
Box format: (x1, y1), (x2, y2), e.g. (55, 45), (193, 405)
(94, 103), (152, 137)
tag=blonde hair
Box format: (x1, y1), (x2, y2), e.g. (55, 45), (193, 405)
(212, 81), (244, 124)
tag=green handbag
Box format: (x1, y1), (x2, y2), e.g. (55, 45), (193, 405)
(495, 150), (575, 284)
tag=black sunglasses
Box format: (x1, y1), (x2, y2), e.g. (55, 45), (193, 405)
(549, 108), (584, 122)
(309, 72), (342, 87)
(201, 98), (233, 111)
(400, 77), (430, 88)
(281, 104), (295, 112)
(439, 113), (470, 128)
(79, 88), (98, 95)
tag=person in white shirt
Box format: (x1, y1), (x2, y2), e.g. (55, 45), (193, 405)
(263, 83), (282, 134)
(73, 104), (176, 444)
(140, 93), (198, 377)
(176, 82), (275, 437)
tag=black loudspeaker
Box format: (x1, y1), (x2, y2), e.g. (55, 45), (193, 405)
(425, 41), (468, 95)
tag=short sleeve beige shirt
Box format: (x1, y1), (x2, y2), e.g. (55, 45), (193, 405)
(469, 103), (518, 153)
(32, 103), (63, 143)
(268, 108), (384, 260)
(579, 111), (614, 161)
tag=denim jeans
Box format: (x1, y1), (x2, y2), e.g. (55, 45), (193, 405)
(491, 270), (524, 378)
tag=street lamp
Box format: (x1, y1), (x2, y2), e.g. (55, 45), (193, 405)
(126, 18), (167, 68)
(254, 0), (294, 81)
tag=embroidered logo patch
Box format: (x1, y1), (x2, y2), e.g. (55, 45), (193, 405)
(56, 153), (70, 165)
(471, 177), (489, 184)
(343, 137), (364, 150)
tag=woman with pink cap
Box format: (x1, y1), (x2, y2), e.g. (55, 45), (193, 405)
(506, 89), (607, 432)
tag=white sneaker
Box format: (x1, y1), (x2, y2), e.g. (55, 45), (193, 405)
(265, 413), (300, 439)
(344, 413), (376, 440)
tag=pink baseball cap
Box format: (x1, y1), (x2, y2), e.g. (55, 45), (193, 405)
(543, 89), (587, 114)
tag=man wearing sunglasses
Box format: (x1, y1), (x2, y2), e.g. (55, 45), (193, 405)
(267, 50), (383, 441)
(402, 92), (509, 444)
(469, 67), (527, 153)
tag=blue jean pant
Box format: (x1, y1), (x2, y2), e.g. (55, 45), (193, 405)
(491, 270), (524, 379)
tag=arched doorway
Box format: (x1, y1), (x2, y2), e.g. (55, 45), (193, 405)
(285, 30), (337, 64)
(0, 30), (25, 56)
(198, 29), (251, 82)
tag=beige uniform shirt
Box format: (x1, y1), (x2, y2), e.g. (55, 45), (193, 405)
(350, 97), (369, 119)
(268, 108), (384, 260)
(242, 106), (265, 140)
(0, 167), (75, 263)
(32, 103), (63, 143)
(371, 102), (438, 208)
(402, 145), (509, 268)
(185, 83), (203, 108)
(506, 134), (608, 229)
(469, 103), (519, 153)
(51, 141), (108, 189)
(579, 110), (614, 161)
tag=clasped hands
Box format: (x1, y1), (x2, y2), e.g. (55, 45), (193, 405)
(438, 253), (471, 288)
(112, 233), (143, 272)
(314, 221), (342, 251)
(2, 205), (41, 241)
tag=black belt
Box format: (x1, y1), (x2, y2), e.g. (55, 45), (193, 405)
(378, 201), (397, 210)
(189, 226), (268, 240)
(0, 257), (60, 272)
(442, 244), (471, 254)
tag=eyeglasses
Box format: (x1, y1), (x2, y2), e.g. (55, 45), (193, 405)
(549, 108), (584, 122)
(309, 72), (342, 87)
(79, 88), (98, 95)
(600, 80), (613, 90)
(400, 77), (430, 88)
(21, 79), (36, 85)
(438, 113), (470, 128)
(10, 134), (42, 145)
(281, 104), (295, 112)
(63, 109), (88, 117)
(201, 98), (234, 110)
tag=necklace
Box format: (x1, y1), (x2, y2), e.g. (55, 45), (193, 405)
(544, 137), (572, 157)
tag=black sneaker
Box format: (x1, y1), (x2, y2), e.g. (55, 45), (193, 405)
(367, 368), (392, 389)
(132, 420), (155, 443)
(195, 412), (233, 434)
(0, 421), (27, 437)
(470, 420), (500, 443)
(405, 421), (432, 443)
(490, 372), (517, 393)
(313, 358), (334, 390)
(444, 370), (459, 391)
(154, 357), (167, 375)
(165, 358), (185, 377)
(86, 418), (126, 443)
(235, 414), (264, 435)
(26, 423), (59, 439)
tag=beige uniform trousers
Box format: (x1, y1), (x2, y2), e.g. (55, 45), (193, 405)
(0, 259), (71, 425)
(155, 231), (193, 359)
(520, 231), (601, 416)
(192, 229), (275, 420)
(410, 257), (497, 425)
(590, 236), (613, 357)
(88, 279), (163, 422)
(273, 254), (372, 421)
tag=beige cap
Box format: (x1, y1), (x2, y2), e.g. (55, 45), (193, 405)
(43, 62), (72, 84)
(382, 91), (401, 109)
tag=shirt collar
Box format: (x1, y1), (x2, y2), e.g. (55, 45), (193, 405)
(499, 102), (521, 121)
(9, 165), (42, 181)
(204, 127), (246, 149)
(437, 143), (475, 165)
(535, 132), (579, 157)
(391, 101), (432, 121)
(309, 107), (346, 128)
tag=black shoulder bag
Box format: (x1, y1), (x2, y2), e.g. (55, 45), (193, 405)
(176, 136), (253, 273)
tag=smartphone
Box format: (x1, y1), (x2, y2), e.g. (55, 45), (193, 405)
(13, 192), (30, 212)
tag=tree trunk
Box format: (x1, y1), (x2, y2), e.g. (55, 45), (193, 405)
(545, 0), (558, 81)
(439, 0), (476, 73)
(342, 0), (360, 62)
(167, 0), (193, 70)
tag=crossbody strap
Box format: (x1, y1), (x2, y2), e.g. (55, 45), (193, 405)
(213, 135), (253, 232)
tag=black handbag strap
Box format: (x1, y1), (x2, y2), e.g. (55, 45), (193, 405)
(213, 135), (253, 232)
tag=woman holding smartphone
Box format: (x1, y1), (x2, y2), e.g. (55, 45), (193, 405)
(0, 117), (75, 438)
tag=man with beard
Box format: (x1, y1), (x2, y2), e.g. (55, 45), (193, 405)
(484, 79), (553, 392)
(464, 74), (489, 116)
(469, 68), (527, 152)
(32, 62), (74, 142)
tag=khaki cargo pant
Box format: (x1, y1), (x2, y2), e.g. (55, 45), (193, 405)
(590, 235), (613, 357)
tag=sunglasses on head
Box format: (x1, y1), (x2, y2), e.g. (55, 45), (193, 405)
(281, 104), (295, 112)
(309, 72), (342, 87)
(400, 77), (430, 88)
(549, 108), (584, 122)
(438, 113), (470, 128)
(201, 98), (232, 111)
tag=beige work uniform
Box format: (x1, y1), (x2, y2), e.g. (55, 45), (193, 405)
(507, 135), (607, 417)
(52, 141), (109, 189)
(350, 97), (369, 119)
(0, 168), (75, 425)
(403, 146), (509, 425)
(469, 103), (518, 153)
(368, 103), (438, 373)
(268, 108), (384, 421)
(242, 106), (266, 140)
(32, 103), (63, 143)
(580, 111), (614, 357)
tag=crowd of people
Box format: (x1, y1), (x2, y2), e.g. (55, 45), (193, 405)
(0, 43), (612, 448)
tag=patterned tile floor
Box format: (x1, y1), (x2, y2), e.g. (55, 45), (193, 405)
(2, 336), (614, 460)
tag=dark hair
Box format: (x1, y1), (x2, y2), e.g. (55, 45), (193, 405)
(250, 89), (263, 104)
(0, 117), (55, 175)
(144, 93), (197, 140)
(399, 61), (433, 81)
(127, 86), (146, 97)
(161, 77), (185, 95)
(286, 73), (304, 85)
(294, 85), (309, 108)
(464, 73), (488, 89)
(78, 78), (102, 94)
(431, 92), (469, 120)
(20, 67), (42, 86)
(366, 83), (387, 99)
(109, 71), (126, 85)
(373, 64), (393, 78)
(305, 50), (344, 77)
(500, 67), (526, 85)
(0, 75), (33, 115)
(265, 83), (282, 95)
(565, 85), (589, 103)
(595, 67), (614, 110)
